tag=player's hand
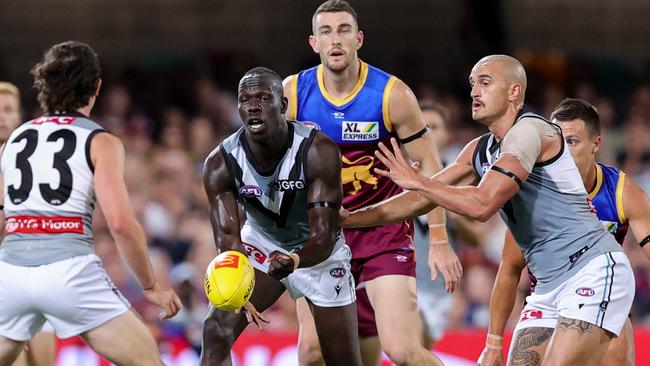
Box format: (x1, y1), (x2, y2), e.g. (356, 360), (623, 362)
(429, 241), (463, 293)
(143, 283), (183, 319)
(268, 251), (296, 280)
(374, 137), (426, 191)
(236, 301), (269, 330)
(477, 347), (504, 366)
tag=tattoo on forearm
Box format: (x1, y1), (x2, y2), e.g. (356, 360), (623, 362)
(557, 317), (593, 335)
(509, 327), (553, 366)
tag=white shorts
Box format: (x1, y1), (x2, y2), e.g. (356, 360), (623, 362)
(241, 225), (356, 307)
(514, 252), (634, 336)
(0, 254), (130, 341)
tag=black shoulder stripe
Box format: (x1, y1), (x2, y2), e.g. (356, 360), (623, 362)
(301, 128), (319, 181)
(472, 133), (491, 176)
(219, 145), (242, 191)
(85, 129), (107, 173)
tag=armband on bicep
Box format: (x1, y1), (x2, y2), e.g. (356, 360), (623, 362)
(396, 126), (428, 144)
(491, 165), (523, 188)
(640, 235), (650, 248)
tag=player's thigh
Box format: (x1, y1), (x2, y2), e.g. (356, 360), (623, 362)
(507, 327), (553, 366)
(23, 332), (55, 366)
(360, 336), (381, 366)
(543, 317), (611, 366)
(0, 337), (25, 366)
(296, 297), (323, 366)
(310, 301), (362, 366)
(601, 317), (634, 366)
(81, 310), (162, 366)
(365, 275), (422, 348)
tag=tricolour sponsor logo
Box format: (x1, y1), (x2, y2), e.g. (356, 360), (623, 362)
(240, 185), (262, 197)
(31, 116), (76, 125)
(575, 287), (595, 297)
(342, 121), (379, 141)
(302, 121), (321, 130)
(4, 215), (83, 235)
(330, 267), (346, 278)
(214, 254), (240, 269)
(242, 242), (267, 264)
(271, 180), (305, 191)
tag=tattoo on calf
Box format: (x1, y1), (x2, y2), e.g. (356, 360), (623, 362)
(557, 317), (593, 335)
(510, 327), (553, 366)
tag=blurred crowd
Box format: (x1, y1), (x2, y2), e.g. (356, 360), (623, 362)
(12, 50), (650, 353)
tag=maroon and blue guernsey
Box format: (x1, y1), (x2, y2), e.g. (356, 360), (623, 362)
(286, 60), (413, 259)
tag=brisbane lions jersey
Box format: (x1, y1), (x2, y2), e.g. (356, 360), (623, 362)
(1, 112), (104, 266)
(287, 61), (413, 259)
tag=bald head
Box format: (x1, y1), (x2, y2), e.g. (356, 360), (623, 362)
(473, 55), (527, 104)
(239, 67), (284, 95)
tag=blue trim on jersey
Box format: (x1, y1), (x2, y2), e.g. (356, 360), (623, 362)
(590, 163), (627, 243)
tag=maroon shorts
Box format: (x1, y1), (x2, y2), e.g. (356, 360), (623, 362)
(352, 248), (415, 337)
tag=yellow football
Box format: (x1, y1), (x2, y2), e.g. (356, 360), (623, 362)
(204, 251), (255, 311)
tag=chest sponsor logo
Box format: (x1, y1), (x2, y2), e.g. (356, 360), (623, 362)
(341, 155), (378, 195)
(31, 116), (76, 125)
(302, 121), (321, 130)
(601, 220), (618, 234)
(242, 242), (267, 264)
(4, 215), (84, 235)
(271, 179), (305, 191)
(240, 185), (262, 197)
(575, 287), (595, 297)
(342, 121), (379, 141)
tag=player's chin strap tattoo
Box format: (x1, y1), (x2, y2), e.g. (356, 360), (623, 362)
(396, 126), (428, 144)
(640, 234), (650, 248)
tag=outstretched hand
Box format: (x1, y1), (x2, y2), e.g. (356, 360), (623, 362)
(374, 138), (426, 191)
(236, 302), (269, 330)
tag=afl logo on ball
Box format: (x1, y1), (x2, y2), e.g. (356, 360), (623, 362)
(575, 287), (595, 297)
(240, 185), (262, 197)
(330, 267), (346, 278)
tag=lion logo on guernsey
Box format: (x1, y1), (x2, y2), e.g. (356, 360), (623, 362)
(341, 155), (378, 195)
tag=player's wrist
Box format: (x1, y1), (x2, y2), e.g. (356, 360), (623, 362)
(142, 282), (158, 292)
(485, 333), (503, 349)
(289, 252), (300, 269)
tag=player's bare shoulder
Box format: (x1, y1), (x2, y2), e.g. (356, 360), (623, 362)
(202, 144), (232, 193)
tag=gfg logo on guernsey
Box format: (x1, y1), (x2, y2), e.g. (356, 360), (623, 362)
(4, 215), (83, 234)
(271, 179), (305, 191)
(342, 121), (379, 141)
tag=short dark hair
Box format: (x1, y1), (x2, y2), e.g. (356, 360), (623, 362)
(240, 67), (284, 95)
(550, 98), (601, 136)
(312, 0), (359, 32)
(31, 41), (101, 113)
(419, 100), (450, 124)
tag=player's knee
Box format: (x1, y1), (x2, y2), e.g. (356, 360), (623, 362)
(203, 314), (236, 346)
(298, 340), (324, 366)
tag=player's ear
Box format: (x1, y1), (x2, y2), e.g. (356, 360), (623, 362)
(309, 35), (319, 54)
(356, 30), (364, 50)
(509, 83), (521, 102)
(281, 96), (288, 115)
(592, 135), (602, 154)
(95, 79), (103, 96)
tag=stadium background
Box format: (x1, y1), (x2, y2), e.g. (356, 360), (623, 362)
(2, 0), (650, 364)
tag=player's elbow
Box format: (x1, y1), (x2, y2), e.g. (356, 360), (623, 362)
(473, 204), (496, 222)
(106, 215), (138, 238)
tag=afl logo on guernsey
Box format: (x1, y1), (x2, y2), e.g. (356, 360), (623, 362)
(575, 287), (595, 297)
(342, 121), (379, 141)
(301, 121), (321, 130)
(239, 185), (262, 197)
